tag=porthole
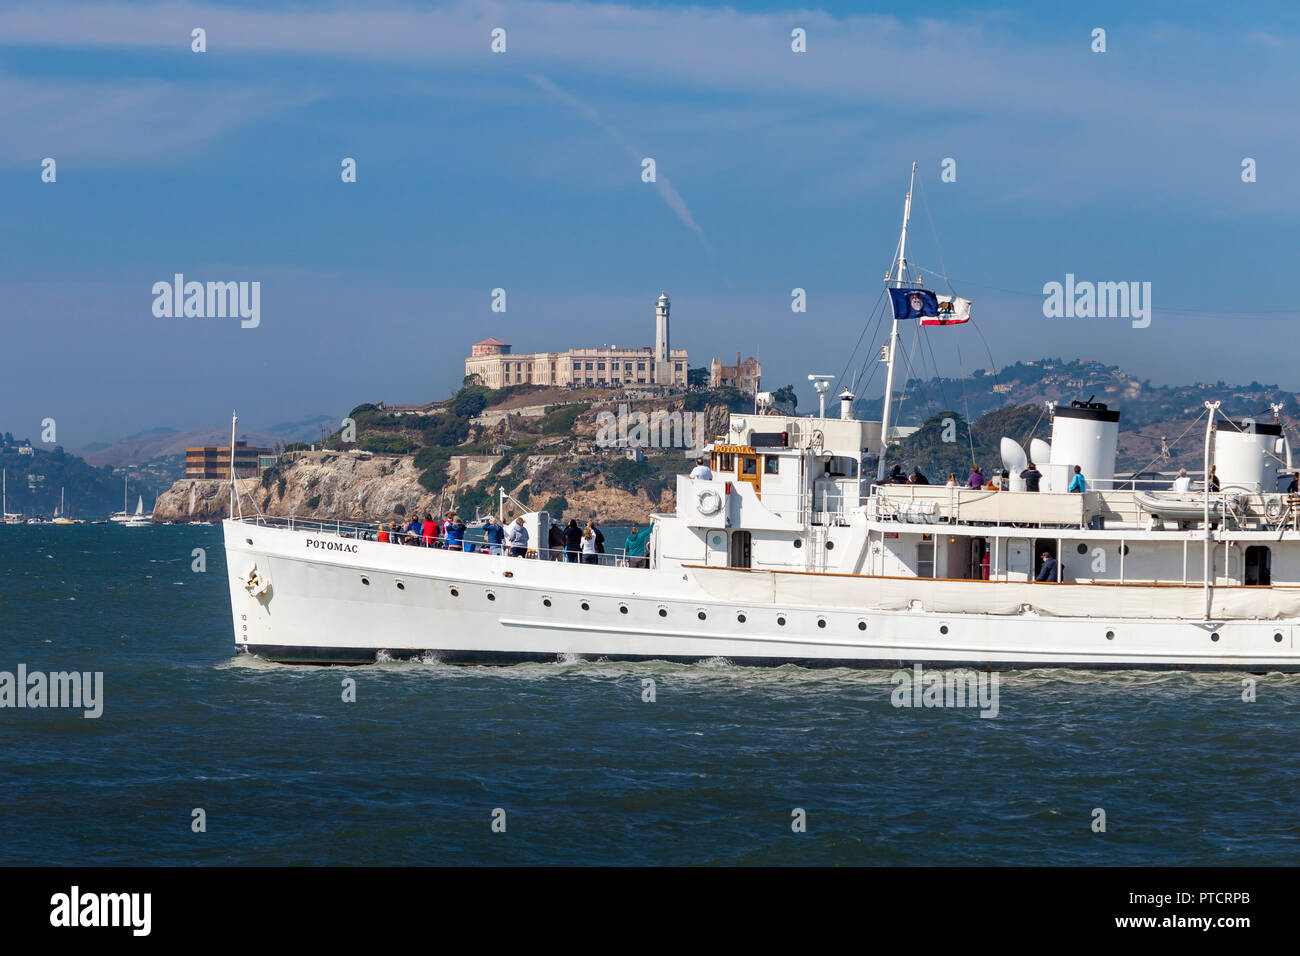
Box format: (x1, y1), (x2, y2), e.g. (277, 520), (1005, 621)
(817, 618), (826, 629)
(737, 613), (747, 623)
(1275, 632), (1284, 643)
(486, 591), (496, 601)
(245, 538), (253, 546)
(940, 625), (949, 635)
(450, 587), (460, 597)
(1211, 632), (1220, 642)
(396, 580), (406, 591)
(581, 601), (590, 611)
(658, 607), (667, 617)
(360, 576), (370, 586)
(826, 541), (834, 550)
(619, 605), (628, 614)
(1106, 630), (1115, 640)
(503, 570), (514, 579)
(1118, 544), (1130, 556)
(857, 621), (867, 631)
(777, 616), (786, 626)
(543, 597), (552, 607)
(697, 610), (707, 621)
(793, 539), (803, 549)
(1076, 543), (1088, 555)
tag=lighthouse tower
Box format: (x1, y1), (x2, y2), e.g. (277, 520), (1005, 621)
(654, 292), (671, 386)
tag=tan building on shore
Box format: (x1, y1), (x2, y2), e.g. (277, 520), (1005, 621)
(465, 293), (688, 389)
(185, 440), (273, 479)
(710, 353), (761, 396)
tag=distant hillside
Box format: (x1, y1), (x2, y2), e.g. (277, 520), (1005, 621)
(0, 437), (170, 518)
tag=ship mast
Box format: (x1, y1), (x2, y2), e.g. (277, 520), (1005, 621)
(876, 162), (917, 482)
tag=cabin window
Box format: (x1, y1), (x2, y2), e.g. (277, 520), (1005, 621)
(1245, 546), (1272, 586)
(714, 452), (735, 472)
(741, 457), (758, 477)
(764, 455), (780, 475)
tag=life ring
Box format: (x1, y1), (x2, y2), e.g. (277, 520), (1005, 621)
(1264, 496), (1287, 521)
(697, 489), (723, 516)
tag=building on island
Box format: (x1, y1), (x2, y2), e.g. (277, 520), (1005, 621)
(464, 293), (688, 389)
(186, 440), (272, 479)
(710, 353), (762, 396)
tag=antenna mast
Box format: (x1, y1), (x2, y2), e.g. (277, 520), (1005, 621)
(876, 162), (917, 482)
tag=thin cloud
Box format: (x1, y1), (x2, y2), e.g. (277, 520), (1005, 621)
(525, 72), (711, 253)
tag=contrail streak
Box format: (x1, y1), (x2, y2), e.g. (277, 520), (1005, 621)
(526, 72), (712, 253)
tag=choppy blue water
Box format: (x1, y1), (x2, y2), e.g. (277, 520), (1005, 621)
(1, 524), (1297, 865)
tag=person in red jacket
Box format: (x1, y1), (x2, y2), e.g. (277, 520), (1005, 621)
(421, 513), (439, 547)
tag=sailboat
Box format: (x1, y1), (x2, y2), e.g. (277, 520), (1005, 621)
(52, 487), (83, 524)
(124, 495), (152, 527)
(110, 476), (133, 523)
(3, 469), (23, 523)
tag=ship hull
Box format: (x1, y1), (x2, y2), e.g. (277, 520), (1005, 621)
(223, 520), (1300, 671)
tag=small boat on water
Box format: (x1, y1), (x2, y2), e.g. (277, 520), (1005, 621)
(51, 488), (83, 524)
(124, 495), (152, 527)
(2, 469), (23, 524)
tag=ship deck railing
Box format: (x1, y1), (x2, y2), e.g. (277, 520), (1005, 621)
(869, 483), (1297, 532)
(230, 513), (641, 566)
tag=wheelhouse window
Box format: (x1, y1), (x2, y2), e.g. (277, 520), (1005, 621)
(740, 457), (758, 477)
(714, 452), (735, 472)
(764, 455), (780, 475)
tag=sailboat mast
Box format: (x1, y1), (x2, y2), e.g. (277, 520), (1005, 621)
(876, 162), (917, 482)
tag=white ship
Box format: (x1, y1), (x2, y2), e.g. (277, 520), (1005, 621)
(221, 168), (1300, 672)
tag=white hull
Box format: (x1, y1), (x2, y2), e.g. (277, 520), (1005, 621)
(223, 521), (1300, 671)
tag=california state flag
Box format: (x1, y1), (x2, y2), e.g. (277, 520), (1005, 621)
(923, 295), (972, 325)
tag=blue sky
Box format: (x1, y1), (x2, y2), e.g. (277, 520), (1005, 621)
(3, 0), (1299, 448)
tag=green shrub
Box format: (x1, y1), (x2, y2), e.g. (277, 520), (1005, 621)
(542, 403), (589, 435)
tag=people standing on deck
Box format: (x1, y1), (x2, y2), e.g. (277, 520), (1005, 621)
(590, 519), (606, 556)
(908, 467), (929, 485)
(887, 464), (907, 484)
(1208, 466), (1220, 492)
(507, 516), (529, 557)
(986, 472), (1003, 491)
(580, 526), (598, 564)
(377, 522), (390, 543)
(689, 457), (713, 480)
(1289, 473), (1299, 494)
(626, 524), (651, 569)
(405, 515), (421, 542)
(421, 513), (439, 547)
(442, 511), (455, 539)
(484, 516), (505, 555)
(547, 519), (565, 560)
(1020, 462), (1042, 492)
(1067, 465), (1086, 493)
(1035, 551), (1059, 582)
(945, 473), (958, 487)
(445, 514), (464, 551)
(1173, 468), (1192, 493)
(564, 519), (582, 562)
(967, 466), (984, 489)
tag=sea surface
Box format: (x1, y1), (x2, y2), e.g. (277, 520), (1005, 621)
(1, 523), (1298, 866)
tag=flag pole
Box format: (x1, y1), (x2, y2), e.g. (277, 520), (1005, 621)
(876, 162), (917, 483)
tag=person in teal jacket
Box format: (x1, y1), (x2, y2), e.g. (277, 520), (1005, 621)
(625, 524), (652, 568)
(1067, 465), (1086, 493)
